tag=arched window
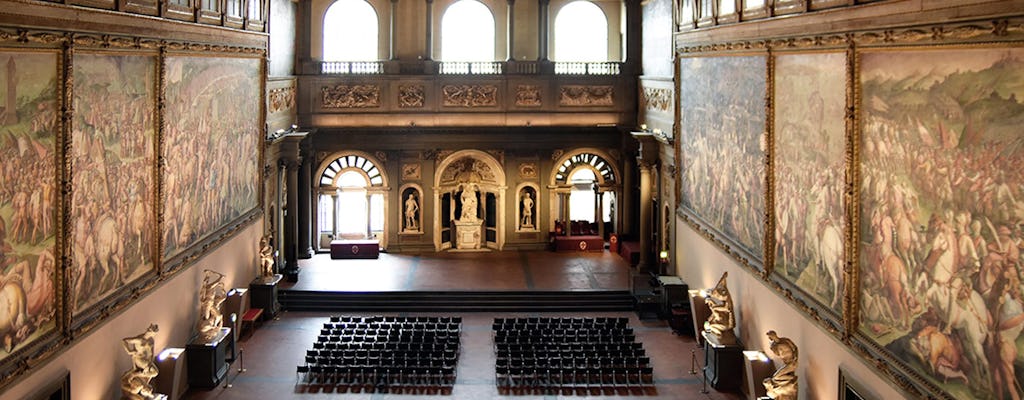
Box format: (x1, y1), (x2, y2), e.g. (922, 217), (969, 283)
(323, 0), (379, 61)
(553, 1), (607, 62)
(441, 0), (495, 61)
(317, 154), (386, 244)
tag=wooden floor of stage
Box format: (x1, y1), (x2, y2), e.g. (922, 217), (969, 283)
(284, 250), (632, 292)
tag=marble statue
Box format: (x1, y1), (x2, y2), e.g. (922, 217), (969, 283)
(521, 191), (534, 228)
(196, 270), (227, 342)
(763, 330), (798, 400)
(703, 272), (737, 345)
(120, 324), (161, 400)
(460, 183), (478, 221)
(404, 193), (419, 231)
(258, 235), (275, 278)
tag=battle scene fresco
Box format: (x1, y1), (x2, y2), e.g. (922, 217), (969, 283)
(163, 56), (260, 260)
(0, 51), (58, 358)
(859, 48), (1024, 400)
(679, 56), (766, 261)
(70, 53), (155, 313)
(773, 52), (847, 314)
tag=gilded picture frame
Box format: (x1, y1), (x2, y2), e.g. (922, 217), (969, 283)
(677, 53), (769, 273)
(768, 49), (851, 338)
(0, 45), (64, 393)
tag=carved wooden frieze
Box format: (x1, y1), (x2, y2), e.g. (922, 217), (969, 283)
(640, 86), (671, 112)
(559, 85), (614, 106)
(515, 84), (542, 107)
(269, 86), (295, 114)
(442, 84), (498, 107)
(321, 84), (380, 108)
(398, 84), (424, 108)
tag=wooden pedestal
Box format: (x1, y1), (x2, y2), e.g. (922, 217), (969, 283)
(703, 331), (743, 391)
(186, 328), (231, 389)
(250, 274), (281, 320)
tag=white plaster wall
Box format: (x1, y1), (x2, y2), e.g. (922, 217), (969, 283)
(675, 220), (908, 400)
(3, 222), (263, 400)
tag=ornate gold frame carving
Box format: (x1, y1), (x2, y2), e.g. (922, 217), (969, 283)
(0, 25), (265, 394)
(674, 16), (1024, 400)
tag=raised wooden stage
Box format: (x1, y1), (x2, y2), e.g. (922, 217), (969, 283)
(281, 250), (632, 312)
(329, 239), (380, 259)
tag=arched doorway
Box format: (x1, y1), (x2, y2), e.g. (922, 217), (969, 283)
(549, 149), (619, 238)
(314, 152), (389, 250)
(434, 150), (506, 251)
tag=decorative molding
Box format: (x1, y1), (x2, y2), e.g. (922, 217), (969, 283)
(550, 149), (564, 161)
(398, 84), (425, 108)
(441, 84), (498, 107)
(678, 18), (1024, 54)
(374, 151), (388, 163)
(640, 86), (671, 112)
(559, 85), (613, 106)
(321, 84), (381, 108)
(268, 86), (295, 114)
(514, 84), (542, 107)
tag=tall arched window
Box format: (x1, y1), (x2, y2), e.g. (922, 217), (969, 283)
(323, 0), (379, 61)
(553, 1), (608, 62)
(317, 154), (386, 247)
(441, 0), (495, 61)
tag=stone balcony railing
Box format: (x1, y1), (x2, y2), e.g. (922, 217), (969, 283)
(297, 60), (638, 129)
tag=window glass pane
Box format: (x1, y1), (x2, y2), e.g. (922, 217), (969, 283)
(319, 194), (334, 233)
(337, 170), (368, 188)
(338, 190), (368, 236)
(554, 1), (608, 62)
(323, 0), (379, 61)
(441, 0), (495, 61)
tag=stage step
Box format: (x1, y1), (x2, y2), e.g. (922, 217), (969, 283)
(279, 290), (635, 312)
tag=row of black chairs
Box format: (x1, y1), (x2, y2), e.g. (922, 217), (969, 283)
(492, 317), (652, 390)
(330, 315), (462, 324)
(493, 317), (628, 331)
(299, 316), (462, 391)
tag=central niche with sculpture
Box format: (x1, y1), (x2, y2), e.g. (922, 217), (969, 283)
(434, 150), (506, 251)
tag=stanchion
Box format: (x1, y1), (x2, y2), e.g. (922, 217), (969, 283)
(689, 349), (698, 375)
(237, 347), (246, 373)
(700, 362), (709, 394)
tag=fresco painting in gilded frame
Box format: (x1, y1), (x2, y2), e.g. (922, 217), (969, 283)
(70, 52), (156, 314)
(0, 50), (59, 363)
(773, 52), (847, 315)
(678, 55), (767, 266)
(162, 55), (260, 262)
(858, 48), (1024, 400)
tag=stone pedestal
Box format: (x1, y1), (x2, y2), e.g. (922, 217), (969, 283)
(703, 331), (743, 391)
(454, 219), (482, 249)
(250, 274), (282, 319)
(186, 327), (231, 389)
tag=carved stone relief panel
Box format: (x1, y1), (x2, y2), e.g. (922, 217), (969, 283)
(518, 163), (538, 179)
(442, 84), (498, 107)
(398, 84), (424, 108)
(640, 86), (671, 112)
(559, 85), (614, 106)
(515, 84), (542, 107)
(269, 85), (295, 113)
(402, 163), (421, 181)
(439, 157), (498, 186)
(321, 84), (380, 108)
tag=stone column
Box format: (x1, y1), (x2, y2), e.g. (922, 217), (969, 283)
(537, 0), (549, 61)
(297, 145), (313, 258)
(506, 0), (515, 61)
(271, 132), (307, 281)
(631, 131), (658, 272)
(390, 0), (399, 60)
(596, 191), (605, 238)
(424, 0), (434, 61)
(366, 192), (373, 238)
(624, 0), (642, 66)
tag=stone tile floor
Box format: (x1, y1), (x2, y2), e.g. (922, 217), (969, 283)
(184, 311), (743, 400)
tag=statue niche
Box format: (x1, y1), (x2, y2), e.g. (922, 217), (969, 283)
(435, 152), (505, 251)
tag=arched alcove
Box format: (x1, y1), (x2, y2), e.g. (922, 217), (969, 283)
(433, 150), (506, 251)
(548, 148), (620, 238)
